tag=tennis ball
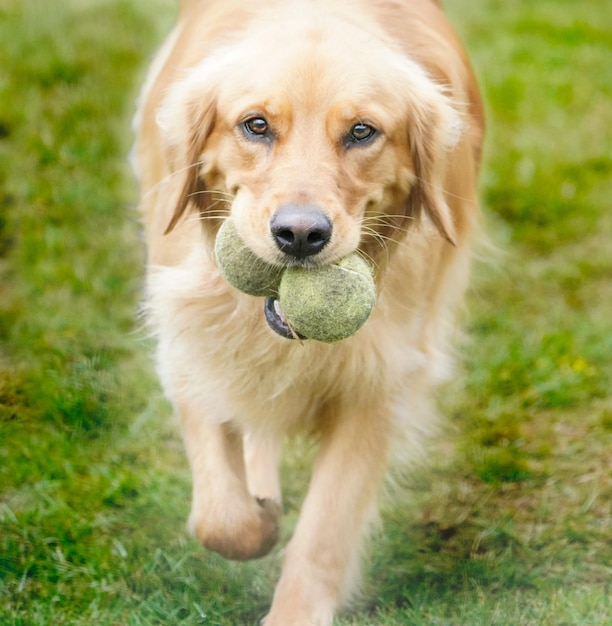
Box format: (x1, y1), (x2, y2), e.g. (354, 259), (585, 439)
(278, 253), (376, 343)
(214, 219), (283, 297)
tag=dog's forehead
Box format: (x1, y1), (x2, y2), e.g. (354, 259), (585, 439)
(213, 15), (418, 124)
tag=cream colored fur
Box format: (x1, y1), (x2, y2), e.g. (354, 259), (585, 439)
(133, 1), (484, 623)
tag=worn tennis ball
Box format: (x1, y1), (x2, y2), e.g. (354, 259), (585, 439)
(278, 254), (376, 343)
(214, 219), (283, 297)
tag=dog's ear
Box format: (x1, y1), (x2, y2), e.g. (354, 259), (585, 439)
(157, 79), (218, 235)
(359, 92), (463, 267)
(406, 97), (462, 246)
(164, 104), (216, 234)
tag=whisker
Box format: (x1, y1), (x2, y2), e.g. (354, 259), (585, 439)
(198, 215), (229, 222)
(191, 197), (232, 211)
(183, 208), (231, 225)
(188, 189), (235, 200)
(186, 191), (232, 199)
(359, 221), (418, 258)
(354, 247), (383, 275)
(141, 160), (207, 200)
(412, 175), (474, 204)
(360, 216), (412, 235)
(360, 214), (415, 226)
(360, 227), (395, 248)
(183, 215), (229, 228)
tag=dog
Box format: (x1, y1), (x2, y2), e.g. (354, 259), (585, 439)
(132, 0), (484, 623)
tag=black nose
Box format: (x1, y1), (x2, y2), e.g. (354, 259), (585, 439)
(270, 205), (332, 259)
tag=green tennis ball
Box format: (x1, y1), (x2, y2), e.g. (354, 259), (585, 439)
(278, 253), (376, 343)
(214, 219), (283, 297)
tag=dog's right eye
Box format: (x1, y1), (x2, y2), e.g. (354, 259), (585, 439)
(344, 122), (378, 147)
(242, 117), (270, 138)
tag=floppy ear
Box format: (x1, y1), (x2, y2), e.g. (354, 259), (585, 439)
(164, 104), (216, 234)
(157, 79), (217, 235)
(360, 95), (463, 267)
(406, 98), (462, 246)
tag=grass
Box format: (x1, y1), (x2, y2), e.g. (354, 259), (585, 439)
(0, 0), (610, 624)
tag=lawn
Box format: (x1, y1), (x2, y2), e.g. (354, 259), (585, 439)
(1, 0), (610, 624)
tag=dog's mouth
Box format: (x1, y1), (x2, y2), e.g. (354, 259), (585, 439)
(264, 297), (306, 341)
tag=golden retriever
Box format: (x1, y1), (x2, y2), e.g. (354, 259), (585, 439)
(132, 0), (484, 623)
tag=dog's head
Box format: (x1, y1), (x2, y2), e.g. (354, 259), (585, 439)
(157, 13), (464, 271)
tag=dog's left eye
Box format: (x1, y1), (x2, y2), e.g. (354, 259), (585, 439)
(242, 116), (270, 138)
(345, 122), (378, 147)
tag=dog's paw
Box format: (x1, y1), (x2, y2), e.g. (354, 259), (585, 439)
(188, 497), (281, 561)
(261, 563), (337, 626)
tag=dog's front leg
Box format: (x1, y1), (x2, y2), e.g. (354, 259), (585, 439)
(264, 405), (391, 626)
(244, 432), (282, 504)
(179, 401), (281, 561)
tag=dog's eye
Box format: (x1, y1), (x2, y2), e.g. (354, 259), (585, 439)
(351, 124), (374, 141)
(243, 117), (270, 137)
(345, 123), (378, 147)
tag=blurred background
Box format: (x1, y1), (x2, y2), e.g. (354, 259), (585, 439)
(1, 1), (610, 624)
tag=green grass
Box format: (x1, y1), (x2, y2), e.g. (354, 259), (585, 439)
(1, 0), (610, 624)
